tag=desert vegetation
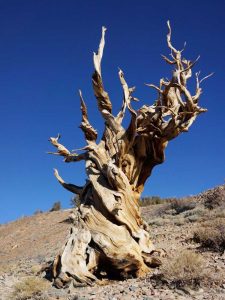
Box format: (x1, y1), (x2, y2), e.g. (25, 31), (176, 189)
(193, 218), (225, 252)
(10, 276), (49, 300)
(160, 250), (205, 288)
(202, 185), (225, 210)
(0, 185), (224, 300)
(49, 201), (61, 212)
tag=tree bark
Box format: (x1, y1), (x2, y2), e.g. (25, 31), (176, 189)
(48, 23), (210, 288)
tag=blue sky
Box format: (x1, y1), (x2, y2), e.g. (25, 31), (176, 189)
(0, 0), (224, 223)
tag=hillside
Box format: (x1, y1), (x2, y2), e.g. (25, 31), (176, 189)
(0, 185), (225, 300)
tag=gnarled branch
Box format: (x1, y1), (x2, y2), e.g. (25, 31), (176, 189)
(79, 90), (98, 144)
(92, 27), (112, 116)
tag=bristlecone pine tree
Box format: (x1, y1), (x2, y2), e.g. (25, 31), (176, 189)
(48, 22), (211, 288)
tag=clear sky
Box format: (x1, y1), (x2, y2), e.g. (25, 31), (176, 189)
(0, 0), (224, 224)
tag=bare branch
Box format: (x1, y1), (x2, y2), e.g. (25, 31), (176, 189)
(48, 134), (71, 156)
(64, 152), (87, 163)
(180, 55), (200, 74)
(192, 72), (213, 103)
(48, 134), (87, 163)
(118, 69), (137, 116)
(199, 72), (214, 84)
(92, 26), (112, 115)
(54, 169), (83, 195)
(116, 69), (138, 131)
(180, 41), (187, 53)
(116, 71), (127, 124)
(79, 90), (98, 143)
(157, 106), (176, 117)
(102, 109), (121, 133)
(118, 70), (138, 112)
(93, 26), (106, 77)
(145, 83), (163, 94)
(166, 20), (179, 58)
(161, 54), (176, 65)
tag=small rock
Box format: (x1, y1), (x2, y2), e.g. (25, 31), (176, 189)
(197, 288), (204, 294)
(129, 286), (137, 292)
(90, 291), (97, 295)
(175, 289), (186, 296)
(221, 251), (225, 259)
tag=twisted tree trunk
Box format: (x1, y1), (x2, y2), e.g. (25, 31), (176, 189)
(48, 23), (210, 288)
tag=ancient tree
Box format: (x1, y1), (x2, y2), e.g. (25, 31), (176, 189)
(48, 22), (210, 287)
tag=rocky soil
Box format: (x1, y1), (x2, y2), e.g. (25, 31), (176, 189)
(0, 185), (225, 300)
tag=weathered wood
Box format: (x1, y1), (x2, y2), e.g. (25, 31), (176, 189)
(48, 22), (209, 286)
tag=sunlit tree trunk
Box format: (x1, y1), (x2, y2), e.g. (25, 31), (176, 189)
(48, 23), (210, 287)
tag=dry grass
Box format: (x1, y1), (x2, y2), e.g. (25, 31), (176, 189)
(139, 196), (170, 206)
(148, 217), (172, 226)
(193, 218), (225, 252)
(160, 250), (205, 287)
(11, 276), (49, 300)
(212, 208), (225, 219)
(0, 262), (15, 275)
(31, 264), (43, 274)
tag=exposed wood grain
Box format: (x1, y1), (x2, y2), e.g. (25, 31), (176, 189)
(48, 22), (209, 286)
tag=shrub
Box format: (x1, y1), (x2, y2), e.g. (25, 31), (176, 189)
(139, 196), (182, 207)
(70, 195), (81, 207)
(49, 201), (61, 212)
(139, 196), (164, 206)
(171, 198), (196, 214)
(182, 207), (206, 223)
(173, 217), (185, 226)
(148, 217), (171, 226)
(153, 204), (173, 217)
(187, 215), (200, 223)
(183, 207), (205, 218)
(193, 218), (225, 252)
(34, 209), (43, 215)
(203, 185), (225, 210)
(11, 276), (49, 300)
(213, 208), (225, 218)
(160, 250), (205, 287)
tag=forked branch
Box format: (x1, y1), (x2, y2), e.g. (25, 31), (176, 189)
(48, 134), (87, 162)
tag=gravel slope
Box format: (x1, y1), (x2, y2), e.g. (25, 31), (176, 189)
(0, 186), (224, 300)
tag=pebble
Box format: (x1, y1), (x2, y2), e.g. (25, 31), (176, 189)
(1, 200), (225, 300)
(129, 286), (137, 292)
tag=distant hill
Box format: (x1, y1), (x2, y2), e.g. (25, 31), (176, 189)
(0, 185), (224, 300)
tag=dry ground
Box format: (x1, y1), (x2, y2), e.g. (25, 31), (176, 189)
(0, 185), (225, 300)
